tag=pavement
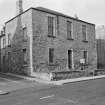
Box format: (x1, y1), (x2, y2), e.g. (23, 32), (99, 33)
(2, 72), (105, 85)
(0, 73), (54, 94)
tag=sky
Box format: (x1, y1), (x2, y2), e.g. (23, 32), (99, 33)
(0, 0), (105, 30)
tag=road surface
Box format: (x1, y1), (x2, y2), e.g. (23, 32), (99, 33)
(0, 74), (105, 105)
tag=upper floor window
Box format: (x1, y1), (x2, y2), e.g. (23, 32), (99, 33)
(1, 27), (5, 35)
(23, 27), (27, 41)
(3, 37), (5, 48)
(48, 16), (55, 37)
(67, 21), (73, 40)
(1, 31), (3, 35)
(67, 21), (73, 39)
(8, 33), (11, 45)
(82, 25), (87, 41)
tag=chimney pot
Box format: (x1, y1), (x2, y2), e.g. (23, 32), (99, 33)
(16, 0), (23, 15)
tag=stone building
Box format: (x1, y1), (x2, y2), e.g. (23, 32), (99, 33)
(0, 0), (97, 80)
(0, 27), (6, 72)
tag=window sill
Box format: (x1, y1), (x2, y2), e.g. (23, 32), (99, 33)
(48, 35), (56, 38)
(67, 38), (74, 40)
(2, 47), (6, 49)
(82, 40), (88, 43)
(23, 39), (28, 42)
(8, 45), (11, 47)
(48, 63), (56, 66)
(23, 64), (28, 67)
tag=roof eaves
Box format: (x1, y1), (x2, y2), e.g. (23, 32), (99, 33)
(5, 7), (95, 26)
(5, 7), (33, 24)
(32, 7), (95, 26)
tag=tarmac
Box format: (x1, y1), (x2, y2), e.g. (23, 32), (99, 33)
(0, 72), (105, 95)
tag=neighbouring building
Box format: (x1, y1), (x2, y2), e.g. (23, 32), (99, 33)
(0, 0), (97, 80)
(96, 25), (105, 39)
(0, 27), (6, 72)
(96, 26), (105, 69)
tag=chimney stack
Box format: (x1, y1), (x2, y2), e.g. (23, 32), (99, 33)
(16, 0), (23, 15)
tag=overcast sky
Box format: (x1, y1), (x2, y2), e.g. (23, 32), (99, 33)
(0, 0), (105, 30)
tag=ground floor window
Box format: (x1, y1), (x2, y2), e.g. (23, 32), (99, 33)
(49, 48), (54, 64)
(68, 49), (74, 69)
(83, 50), (88, 63)
(23, 49), (27, 64)
(3, 56), (5, 64)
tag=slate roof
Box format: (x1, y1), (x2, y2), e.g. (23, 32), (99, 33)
(5, 7), (95, 26)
